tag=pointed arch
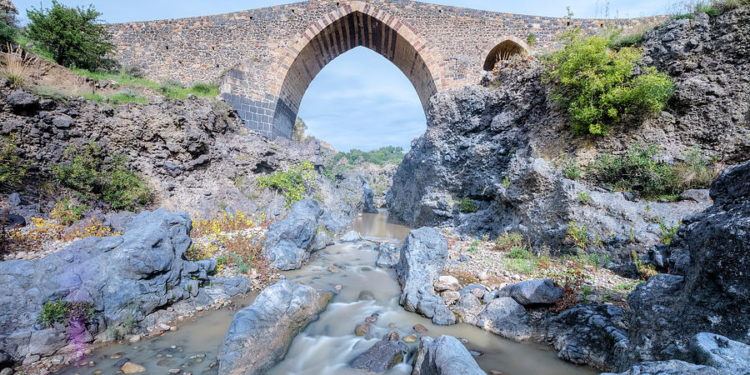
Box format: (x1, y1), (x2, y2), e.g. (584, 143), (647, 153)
(481, 36), (531, 71)
(267, 2), (445, 138)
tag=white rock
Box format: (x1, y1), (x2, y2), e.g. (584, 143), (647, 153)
(434, 275), (461, 292)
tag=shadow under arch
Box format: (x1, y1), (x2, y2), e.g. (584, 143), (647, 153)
(482, 37), (531, 71)
(269, 3), (443, 139)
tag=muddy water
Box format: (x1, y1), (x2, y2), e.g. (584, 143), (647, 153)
(269, 211), (596, 375)
(58, 210), (597, 375)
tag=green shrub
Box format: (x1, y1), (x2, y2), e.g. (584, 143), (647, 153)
(526, 33), (537, 46)
(158, 79), (184, 95)
(591, 144), (701, 199)
(566, 221), (589, 250)
(191, 82), (217, 94)
(38, 299), (95, 328)
(609, 32), (644, 50)
(544, 30), (673, 135)
(577, 191), (591, 205)
(51, 198), (88, 225)
(53, 142), (152, 211)
(507, 245), (533, 259)
(495, 232), (524, 249)
(0, 136), (26, 186)
(256, 161), (316, 208)
(101, 155), (152, 211)
(1, 12), (16, 45)
(24, 1), (116, 70)
(659, 220), (681, 245)
(562, 158), (583, 180)
(458, 197), (477, 213)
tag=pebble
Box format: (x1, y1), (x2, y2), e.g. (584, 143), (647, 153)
(365, 317), (377, 323)
(169, 370), (182, 374)
(93, 371), (103, 375)
(328, 265), (340, 273)
(388, 323), (397, 328)
(403, 334), (417, 343)
(128, 335), (141, 343)
(358, 291), (375, 301)
(334, 285), (343, 291)
(384, 331), (399, 341)
(413, 324), (428, 333)
(121, 362), (146, 374)
(355, 324), (370, 336)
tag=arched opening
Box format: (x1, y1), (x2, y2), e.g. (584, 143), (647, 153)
(297, 47), (427, 151)
(483, 40), (528, 71)
(271, 9), (439, 139)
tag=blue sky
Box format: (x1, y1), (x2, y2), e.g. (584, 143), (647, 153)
(12, 0), (676, 151)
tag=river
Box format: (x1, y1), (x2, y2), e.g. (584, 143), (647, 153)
(58, 210), (596, 375)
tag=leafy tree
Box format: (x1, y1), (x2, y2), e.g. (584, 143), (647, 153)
(25, 1), (116, 70)
(544, 30), (674, 135)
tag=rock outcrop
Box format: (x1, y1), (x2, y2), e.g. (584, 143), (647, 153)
(218, 281), (332, 375)
(497, 279), (562, 306)
(396, 228), (454, 325)
(387, 7), (750, 274)
(0, 85), (373, 231)
(411, 335), (485, 375)
(620, 161), (750, 368)
(0, 209), (240, 363)
(349, 339), (404, 373)
(375, 241), (400, 268)
(263, 199), (324, 270)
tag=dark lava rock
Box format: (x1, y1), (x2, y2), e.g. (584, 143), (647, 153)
(350, 340), (403, 373)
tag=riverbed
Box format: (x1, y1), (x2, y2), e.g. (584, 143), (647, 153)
(58, 210), (596, 375)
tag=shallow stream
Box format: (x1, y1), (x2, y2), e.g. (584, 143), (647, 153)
(58, 210), (596, 375)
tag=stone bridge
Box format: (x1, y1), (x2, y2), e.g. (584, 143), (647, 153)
(109, 0), (659, 139)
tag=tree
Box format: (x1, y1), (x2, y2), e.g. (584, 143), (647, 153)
(25, 1), (116, 70)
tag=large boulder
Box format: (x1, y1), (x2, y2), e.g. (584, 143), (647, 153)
(474, 297), (532, 341)
(0, 209), (214, 362)
(218, 281), (332, 375)
(539, 303), (629, 371)
(363, 180), (379, 213)
(396, 228), (454, 325)
(412, 335), (485, 375)
(602, 360), (721, 375)
(690, 333), (750, 374)
(350, 339), (403, 373)
(620, 161), (750, 368)
(263, 199), (323, 270)
(497, 279), (562, 306)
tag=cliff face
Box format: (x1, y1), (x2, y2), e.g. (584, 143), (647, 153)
(387, 8), (749, 271)
(0, 84), (373, 233)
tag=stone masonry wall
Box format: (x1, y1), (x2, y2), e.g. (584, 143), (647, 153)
(108, 0), (661, 138)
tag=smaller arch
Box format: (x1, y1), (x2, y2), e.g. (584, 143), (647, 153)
(481, 37), (531, 71)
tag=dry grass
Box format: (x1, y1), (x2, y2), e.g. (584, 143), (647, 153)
(1, 43), (37, 86)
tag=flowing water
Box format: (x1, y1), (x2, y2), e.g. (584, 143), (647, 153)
(58, 210), (597, 375)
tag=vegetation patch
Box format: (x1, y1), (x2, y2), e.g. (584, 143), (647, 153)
(38, 299), (95, 328)
(458, 197), (478, 213)
(0, 136), (27, 186)
(25, 0), (116, 70)
(53, 142), (152, 211)
(544, 29), (673, 135)
(591, 144), (714, 199)
(256, 161), (316, 208)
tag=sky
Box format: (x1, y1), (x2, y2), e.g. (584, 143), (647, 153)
(11, 0), (677, 151)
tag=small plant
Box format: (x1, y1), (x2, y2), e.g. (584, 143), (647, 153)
(502, 175), (511, 188)
(120, 64), (145, 78)
(51, 198), (88, 225)
(458, 197), (478, 213)
(566, 221), (588, 250)
(507, 245), (533, 259)
(468, 246), (478, 252)
(0, 135), (27, 185)
(632, 250), (658, 280)
(256, 161), (316, 208)
(159, 79), (184, 95)
(562, 158), (583, 180)
(581, 285), (593, 302)
(494, 232), (524, 250)
(659, 220), (681, 245)
(1, 44), (37, 86)
(191, 82), (218, 94)
(38, 299), (95, 328)
(577, 191), (591, 205)
(526, 33), (537, 46)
